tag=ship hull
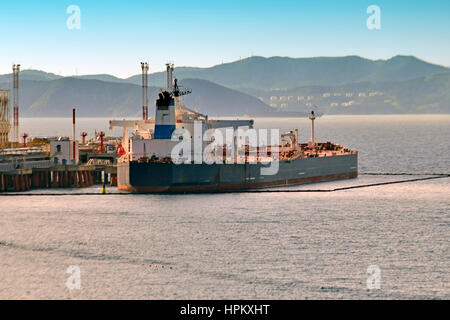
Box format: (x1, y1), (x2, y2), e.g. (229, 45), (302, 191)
(117, 153), (358, 193)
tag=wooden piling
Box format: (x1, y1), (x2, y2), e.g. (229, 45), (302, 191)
(88, 171), (93, 186)
(76, 171), (81, 187)
(59, 172), (62, 187)
(69, 172), (74, 187)
(81, 171), (87, 187)
(19, 175), (25, 191)
(80, 170), (88, 187)
(45, 172), (50, 188)
(4, 175), (9, 191)
(74, 170), (79, 187)
(13, 175), (18, 191)
(52, 171), (57, 188)
(32, 172), (39, 188)
(43, 171), (50, 188)
(63, 171), (68, 187)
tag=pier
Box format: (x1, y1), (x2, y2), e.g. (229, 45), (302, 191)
(0, 165), (117, 192)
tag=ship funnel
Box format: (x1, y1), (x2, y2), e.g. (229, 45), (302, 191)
(154, 90), (175, 139)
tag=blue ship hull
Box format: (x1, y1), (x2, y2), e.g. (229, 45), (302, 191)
(117, 153), (358, 193)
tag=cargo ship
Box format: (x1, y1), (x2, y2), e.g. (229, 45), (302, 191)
(110, 64), (358, 193)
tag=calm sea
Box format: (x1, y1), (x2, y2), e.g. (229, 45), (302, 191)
(0, 115), (448, 299)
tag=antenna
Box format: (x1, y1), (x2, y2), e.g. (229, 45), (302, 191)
(166, 63), (171, 90)
(170, 63), (174, 91)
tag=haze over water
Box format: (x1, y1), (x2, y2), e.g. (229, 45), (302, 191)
(0, 115), (449, 299)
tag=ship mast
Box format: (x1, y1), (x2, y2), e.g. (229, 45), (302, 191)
(309, 110), (316, 149)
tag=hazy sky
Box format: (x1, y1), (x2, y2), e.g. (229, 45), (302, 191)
(1, 0), (449, 77)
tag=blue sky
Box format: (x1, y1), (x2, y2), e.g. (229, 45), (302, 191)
(1, 0), (449, 77)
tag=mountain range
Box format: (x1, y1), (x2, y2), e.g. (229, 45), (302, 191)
(132, 55), (450, 90)
(0, 78), (272, 117)
(0, 55), (448, 116)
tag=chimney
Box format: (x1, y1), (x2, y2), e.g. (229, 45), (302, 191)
(12, 64), (20, 143)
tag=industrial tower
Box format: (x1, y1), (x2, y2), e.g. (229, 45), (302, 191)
(0, 90), (10, 145)
(12, 64), (20, 143)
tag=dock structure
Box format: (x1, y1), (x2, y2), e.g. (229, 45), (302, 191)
(0, 133), (119, 192)
(0, 168), (32, 192)
(0, 165), (117, 192)
(0, 63), (120, 192)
